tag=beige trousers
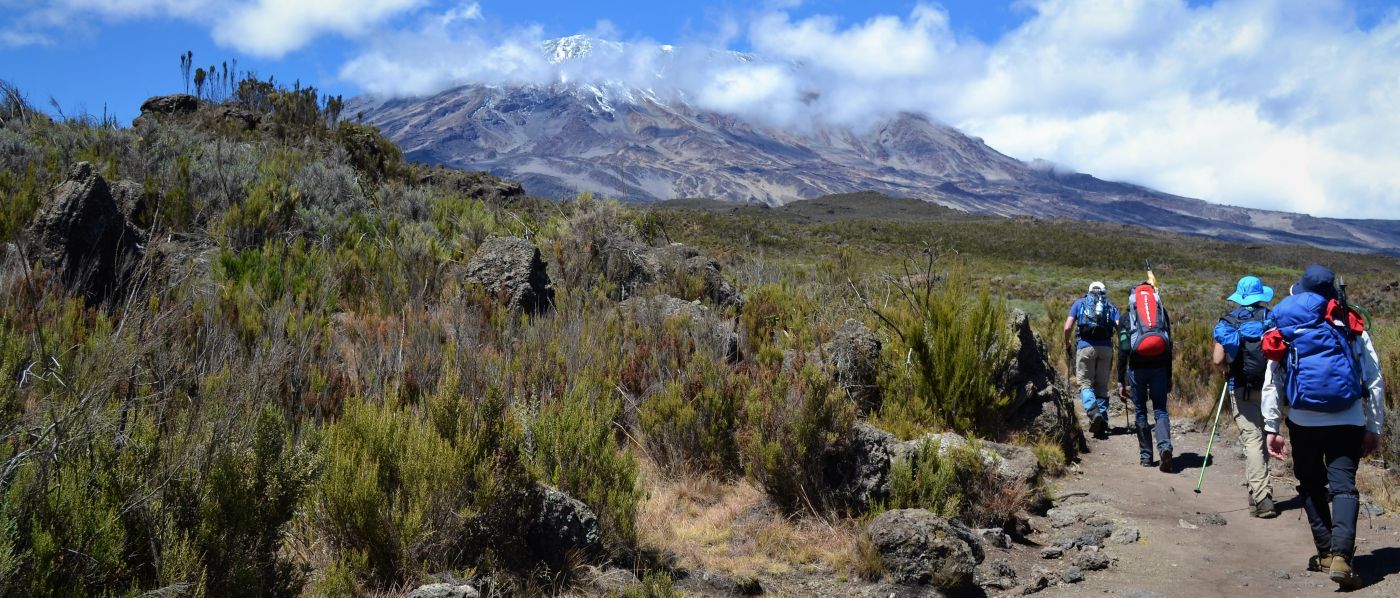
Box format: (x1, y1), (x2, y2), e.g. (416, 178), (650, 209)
(1232, 387), (1273, 504)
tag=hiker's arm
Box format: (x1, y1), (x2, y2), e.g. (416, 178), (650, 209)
(1262, 361), (1288, 460)
(1261, 361), (1283, 434)
(1211, 342), (1228, 375)
(1062, 315), (1075, 350)
(1359, 332), (1385, 436)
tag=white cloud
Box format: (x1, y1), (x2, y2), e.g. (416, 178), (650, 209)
(214, 0), (429, 57)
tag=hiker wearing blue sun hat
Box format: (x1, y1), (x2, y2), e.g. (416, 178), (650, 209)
(1211, 275), (1277, 518)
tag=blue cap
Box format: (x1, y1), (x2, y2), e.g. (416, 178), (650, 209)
(1289, 264), (1337, 300)
(1227, 275), (1273, 306)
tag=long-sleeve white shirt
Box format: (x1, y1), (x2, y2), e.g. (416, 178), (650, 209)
(1262, 330), (1386, 434)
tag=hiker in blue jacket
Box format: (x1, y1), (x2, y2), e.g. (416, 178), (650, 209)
(1063, 281), (1120, 439)
(1211, 276), (1278, 518)
(1262, 265), (1386, 590)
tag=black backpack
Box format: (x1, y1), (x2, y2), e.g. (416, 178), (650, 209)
(1076, 293), (1114, 340)
(1223, 306), (1271, 390)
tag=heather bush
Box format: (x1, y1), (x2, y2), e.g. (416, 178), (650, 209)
(741, 363), (856, 514)
(886, 437), (983, 518)
(530, 374), (643, 547)
(639, 353), (743, 476)
(871, 262), (1013, 439)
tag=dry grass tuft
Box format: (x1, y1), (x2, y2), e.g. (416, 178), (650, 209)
(637, 461), (856, 580)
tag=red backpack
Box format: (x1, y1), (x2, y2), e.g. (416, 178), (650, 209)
(1127, 283), (1171, 358)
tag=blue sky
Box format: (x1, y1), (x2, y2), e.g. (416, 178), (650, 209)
(3, 1), (1400, 218)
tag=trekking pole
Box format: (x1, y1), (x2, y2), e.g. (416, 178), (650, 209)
(1194, 383), (1230, 494)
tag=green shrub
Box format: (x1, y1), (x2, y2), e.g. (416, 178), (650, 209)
(738, 283), (815, 365)
(639, 354), (743, 476)
(530, 375), (643, 547)
(885, 438), (984, 518)
(872, 264), (1013, 438)
(741, 363), (856, 513)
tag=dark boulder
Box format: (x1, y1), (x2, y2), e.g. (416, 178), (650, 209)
(822, 423), (898, 513)
(1002, 310), (1081, 457)
(108, 179), (148, 226)
(138, 94), (199, 117)
(866, 509), (981, 589)
(822, 319), (882, 413)
(525, 486), (603, 570)
(27, 162), (143, 303)
(209, 104), (261, 132)
(463, 236), (553, 315)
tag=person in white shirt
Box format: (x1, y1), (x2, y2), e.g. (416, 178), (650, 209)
(1262, 264), (1385, 590)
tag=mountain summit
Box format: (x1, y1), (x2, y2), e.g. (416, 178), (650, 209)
(350, 37), (1400, 254)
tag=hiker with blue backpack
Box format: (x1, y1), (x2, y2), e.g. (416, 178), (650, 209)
(1117, 278), (1175, 471)
(1262, 265), (1386, 590)
(1063, 281), (1120, 439)
(1211, 276), (1278, 518)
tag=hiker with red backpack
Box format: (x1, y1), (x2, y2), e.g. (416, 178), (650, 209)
(1064, 281), (1120, 439)
(1117, 277), (1175, 471)
(1262, 264), (1386, 590)
(1211, 275), (1278, 518)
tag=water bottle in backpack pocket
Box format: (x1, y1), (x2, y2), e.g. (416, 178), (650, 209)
(1076, 293), (1114, 340)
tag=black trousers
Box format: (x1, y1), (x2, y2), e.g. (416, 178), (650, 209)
(1287, 420), (1364, 558)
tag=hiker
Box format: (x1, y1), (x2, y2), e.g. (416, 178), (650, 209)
(1262, 264), (1386, 590)
(1064, 281), (1120, 439)
(1211, 275), (1278, 518)
(1117, 280), (1174, 471)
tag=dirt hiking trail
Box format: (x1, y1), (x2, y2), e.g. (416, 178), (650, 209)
(1038, 412), (1400, 598)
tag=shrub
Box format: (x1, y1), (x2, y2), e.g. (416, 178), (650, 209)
(530, 375), (643, 547)
(871, 262), (1013, 438)
(639, 354), (743, 476)
(741, 363), (856, 514)
(885, 437), (1032, 528)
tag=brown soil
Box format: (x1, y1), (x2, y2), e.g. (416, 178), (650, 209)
(1036, 415), (1400, 598)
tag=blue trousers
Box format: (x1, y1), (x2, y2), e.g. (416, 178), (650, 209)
(1128, 366), (1172, 460)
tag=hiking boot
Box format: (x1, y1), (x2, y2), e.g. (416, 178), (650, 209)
(1253, 496), (1278, 519)
(1090, 415), (1109, 438)
(1329, 554), (1362, 590)
(1159, 450), (1173, 473)
(1140, 456), (1154, 467)
(1308, 554), (1334, 572)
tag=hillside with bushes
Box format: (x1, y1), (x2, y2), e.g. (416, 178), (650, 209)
(1, 76), (1398, 596)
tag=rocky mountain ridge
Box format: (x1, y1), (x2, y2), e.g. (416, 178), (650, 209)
(349, 37), (1400, 255)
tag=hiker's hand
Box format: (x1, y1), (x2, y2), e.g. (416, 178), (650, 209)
(1117, 384), (1128, 400)
(1266, 433), (1289, 461)
(1363, 431), (1381, 457)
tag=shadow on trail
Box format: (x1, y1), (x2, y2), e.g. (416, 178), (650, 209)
(1168, 452), (1211, 472)
(1356, 546), (1400, 588)
(1273, 494), (1305, 514)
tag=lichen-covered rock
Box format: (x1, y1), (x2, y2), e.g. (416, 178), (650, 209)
(822, 319), (882, 413)
(621, 294), (740, 363)
(463, 236), (553, 315)
(27, 162), (143, 303)
(1002, 310), (1081, 457)
(866, 509), (981, 589)
(649, 243), (744, 308)
(525, 486), (603, 570)
(821, 423), (899, 512)
(415, 165), (525, 203)
(138, 94), (199, 117)
(406, 583), (480, 598)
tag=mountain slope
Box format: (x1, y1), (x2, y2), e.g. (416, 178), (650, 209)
(348, 38), (1400, 255)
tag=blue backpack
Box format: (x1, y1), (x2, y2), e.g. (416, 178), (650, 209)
(1214, 306), (1271, 389)
(1076, 293), (1114, 340)
(1272, 292), (1362, 413)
